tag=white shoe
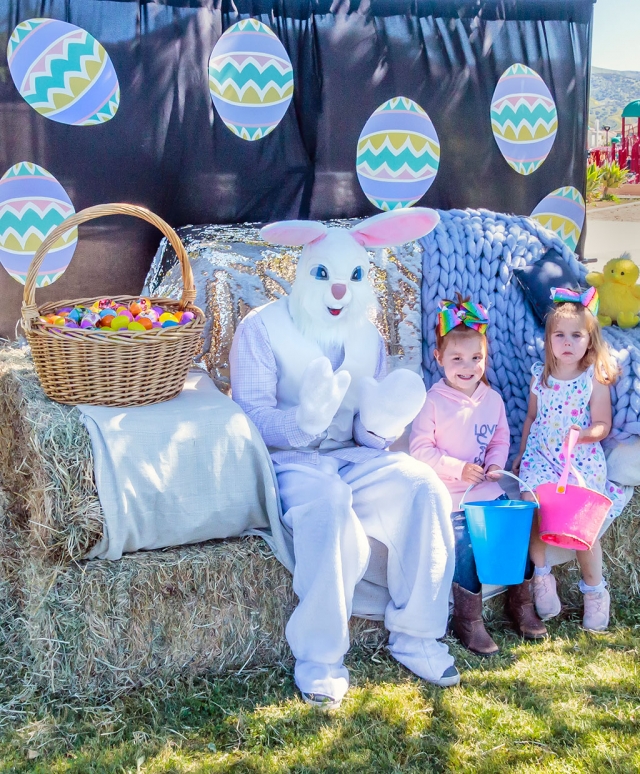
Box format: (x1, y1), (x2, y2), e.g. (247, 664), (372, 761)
(388, 633), (460, 687)
(300, 692), (342, 711)
(533, 573), (562, 620)
(294, 659), (349, 708)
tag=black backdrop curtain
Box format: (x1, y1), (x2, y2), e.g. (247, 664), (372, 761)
(0, 0), (595, 336)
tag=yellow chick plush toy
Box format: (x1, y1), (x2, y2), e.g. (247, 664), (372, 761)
(586, 253), (640, 328)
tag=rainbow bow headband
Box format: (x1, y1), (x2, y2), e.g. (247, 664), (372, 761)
(438, 300), (490, 336)
(550, 286), (599, 316)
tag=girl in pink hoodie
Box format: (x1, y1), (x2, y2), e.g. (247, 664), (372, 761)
(410, 297), (547, 655)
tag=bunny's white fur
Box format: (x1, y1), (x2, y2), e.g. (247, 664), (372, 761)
(233, 208), (458, 701)
(288, 229), (378, 350)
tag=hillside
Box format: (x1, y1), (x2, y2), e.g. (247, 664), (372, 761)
(590, 66), (640, 131)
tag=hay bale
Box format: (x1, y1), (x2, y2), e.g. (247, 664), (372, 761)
(0, 345), (103, 563)
(17, 536), (384, 696)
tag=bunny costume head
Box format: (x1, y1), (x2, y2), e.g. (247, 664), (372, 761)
(261, 208), (440, 347)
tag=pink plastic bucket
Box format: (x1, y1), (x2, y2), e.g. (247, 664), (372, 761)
(537, 428), (612, 551)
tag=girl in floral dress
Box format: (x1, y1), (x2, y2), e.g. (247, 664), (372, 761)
(513, 288), (626, 631)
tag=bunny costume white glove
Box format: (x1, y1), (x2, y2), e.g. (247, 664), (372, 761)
(359, 369), (426, 439)
(296, 357), (352, 436)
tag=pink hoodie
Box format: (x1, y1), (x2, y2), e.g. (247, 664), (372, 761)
(409, 378), (511, 508)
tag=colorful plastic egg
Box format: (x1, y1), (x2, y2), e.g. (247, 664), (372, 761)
(7, 18), (119, 126)
(159, 312), (178, 324)
(127, 321), (146, 331)
(136, 317), (153, 330)
(490, 64), (557, 175)
(152, 322), (162, 328)
(0, 162), (77, 287)
(530, 186), (586, 252)
(180, 311), (195, 324)
(52, 315), (65, 326)
(110, 315), (130, 331)
(208, 19), (294, 141)
(65, 319), (80, 328)
(356, 97), (440, 211)
(162, 320), (179, 328)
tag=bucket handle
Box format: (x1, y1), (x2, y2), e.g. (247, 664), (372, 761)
(556, 427), (586, 493)
(459, 469), (539, 510)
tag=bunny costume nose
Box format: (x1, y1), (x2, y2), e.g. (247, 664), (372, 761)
(331, 283), (347, 300)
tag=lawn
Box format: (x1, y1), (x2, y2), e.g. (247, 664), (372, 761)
(1, 591), (639, 773)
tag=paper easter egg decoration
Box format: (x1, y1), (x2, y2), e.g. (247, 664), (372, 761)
(208, 19), (294, 141)
(356, 97), (440, 211)
(530, 186), (586, 252)
(7, 18), (119, 126)
(490, 64), (558, 175)
(0, 162), (77, 287)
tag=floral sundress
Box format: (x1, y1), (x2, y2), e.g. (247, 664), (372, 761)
(520, 362), (626, 521)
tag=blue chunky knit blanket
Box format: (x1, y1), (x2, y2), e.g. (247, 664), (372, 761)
(420, 209), (640, 444)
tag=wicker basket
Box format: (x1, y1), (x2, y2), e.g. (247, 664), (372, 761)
(21, 204), (205, 407)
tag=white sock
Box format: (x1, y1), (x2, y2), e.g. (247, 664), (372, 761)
(579, 578), (607, 594)
(534, 564), (551, 576)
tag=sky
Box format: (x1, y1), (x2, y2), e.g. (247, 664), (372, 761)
(592, 0), (640, 71)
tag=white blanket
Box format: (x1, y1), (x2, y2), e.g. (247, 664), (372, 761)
(80, 370), (285, 561)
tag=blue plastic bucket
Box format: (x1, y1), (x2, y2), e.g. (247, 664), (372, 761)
(459, 471), (538, 586)
(462, 499), (536, 585)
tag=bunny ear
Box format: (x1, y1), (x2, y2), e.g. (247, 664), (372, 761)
(260, 220), (328, 246)
(350, 208), (440, 247)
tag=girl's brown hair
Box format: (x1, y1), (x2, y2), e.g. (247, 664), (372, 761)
(435, 293), (489, 385)
(542, 302), (619, 387)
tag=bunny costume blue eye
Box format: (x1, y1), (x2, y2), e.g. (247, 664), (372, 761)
(350, 266), (364, 282)
(310, 264), (329, 280)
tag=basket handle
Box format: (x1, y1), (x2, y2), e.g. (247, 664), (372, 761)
(556, 427), (581, 494)
(21, 203), (196, 330)
(459, 469), (539, 510)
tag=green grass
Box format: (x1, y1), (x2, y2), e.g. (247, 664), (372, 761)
(2, 593), (640, 773)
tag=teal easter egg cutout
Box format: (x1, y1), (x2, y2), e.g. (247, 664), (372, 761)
(356, 97), (440, 211)
(7, 18), (119, 126)
(208, 19), (294, 141)
(0, 162), (77, 287)
(530, 186), (585, 252)
(491, 64), (557, 175)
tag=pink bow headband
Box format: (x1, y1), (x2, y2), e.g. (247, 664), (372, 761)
(550, 286), (599, 316)
(437, 300), (490, 336)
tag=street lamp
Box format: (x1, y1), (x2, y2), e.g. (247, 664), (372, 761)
(603, 125), (611, 146)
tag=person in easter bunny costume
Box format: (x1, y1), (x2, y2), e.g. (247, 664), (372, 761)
(230, 208), (457, 709)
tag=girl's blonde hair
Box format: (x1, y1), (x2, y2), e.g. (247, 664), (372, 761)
(435, 293), (489, 385)
(542, 302), (619, 387)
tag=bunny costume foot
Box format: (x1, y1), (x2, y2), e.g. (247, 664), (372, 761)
(230, 208), (457, 702)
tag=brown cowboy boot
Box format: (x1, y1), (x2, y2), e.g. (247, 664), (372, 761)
(451, 583), (499, 656)
(506, 576), (548, 639)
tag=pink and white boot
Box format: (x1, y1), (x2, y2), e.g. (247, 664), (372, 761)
(532, 568), (562, 620)
(580, 580), (610, 632)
